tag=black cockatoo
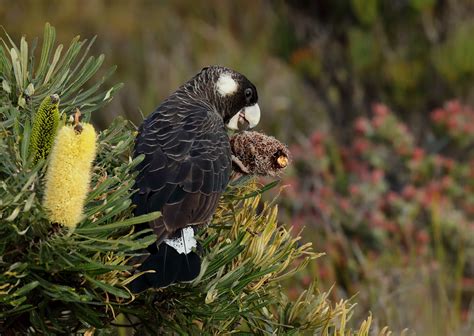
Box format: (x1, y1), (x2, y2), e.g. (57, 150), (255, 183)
(129, 66), (260, 292)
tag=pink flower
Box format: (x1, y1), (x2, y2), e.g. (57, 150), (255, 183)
(396, 144), (411, 156)
(319, 186), (333, 198)
(369, 212), (386, 228)
(354, 117), (370, 134)
(386, 191), (399, 204)
(373, 103), (390, 117)
(302, 275), (312, 286)
(353, 139), (370, 154)
(402, 185), (417, 199)
(313, 144), (325, 157)
(310, 131), (325, 146)
(445, 100), (461, 114)
(349, 184), (360, 195)
(338, 198), (351, 211)
(440, 175), (453, 190)
(416, 230), (430, 244)
(447, 117), (458, 130)
(372, 115), (385, 128)
(412, 147), (425, 161)
(383, 220), (398, 233)
(431, 108), (446, 123)
(396, 123), (408, 135)
(371, 169), (384, 184)
(443, 158), (455, 171)
(318, 265), (330, 280)
(461, 277), (474, 287)
(463, 123), (472, 134)
(433, 154), (443, 168)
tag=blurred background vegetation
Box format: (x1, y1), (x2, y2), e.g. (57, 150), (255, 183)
(2, 0), (474, 334)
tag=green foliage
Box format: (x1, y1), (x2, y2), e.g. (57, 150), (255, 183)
(280, 1), (474, 137)
(410, 0), (435, 11)
(0, 23), (122, 118)
(351, 0), (378, 26)
(348, 29), (380, 74)
(433, 22), (474, 83)
(0, 24), (390, 335)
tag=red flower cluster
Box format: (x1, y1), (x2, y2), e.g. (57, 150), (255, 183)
(282, 102), (474, 316)
(431, 100), (474, 146)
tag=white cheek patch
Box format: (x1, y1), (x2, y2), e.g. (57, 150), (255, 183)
(164, 227), (197, 254)
(216, 73), (238, 96)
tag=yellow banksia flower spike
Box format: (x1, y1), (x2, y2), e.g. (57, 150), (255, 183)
(43, 111), (97, 229)
(29, 94), (60, 164)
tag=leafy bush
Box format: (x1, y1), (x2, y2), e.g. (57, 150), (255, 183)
(0, 24), (387, 335)
(283, 102), (474, 334)
(281, 1), (474, 138)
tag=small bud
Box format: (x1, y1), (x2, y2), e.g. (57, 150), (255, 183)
(29, 94), (60, 163)
(230, 131), (290, 177)
(43, 122), (97, 229)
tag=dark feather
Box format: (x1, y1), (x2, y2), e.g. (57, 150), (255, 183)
(133, 96), (231, 240)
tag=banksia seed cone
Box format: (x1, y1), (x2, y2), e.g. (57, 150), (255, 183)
(29, 94), (60, 164)
(230, 131), (290, 177)
(43, 119), (97, 229)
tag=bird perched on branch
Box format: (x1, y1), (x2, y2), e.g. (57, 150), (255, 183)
(130, 66), (260, 292)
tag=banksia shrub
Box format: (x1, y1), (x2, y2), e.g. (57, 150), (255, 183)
(43, 116), (97, 229)
(0, 25), (388, 334)
(0, 24), (157, 333)
(28, 94), (60, 164)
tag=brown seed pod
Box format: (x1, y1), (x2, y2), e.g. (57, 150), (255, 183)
(230, 131), (290, 177)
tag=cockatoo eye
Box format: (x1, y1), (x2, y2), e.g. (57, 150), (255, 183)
(245, 88), (253, 100)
